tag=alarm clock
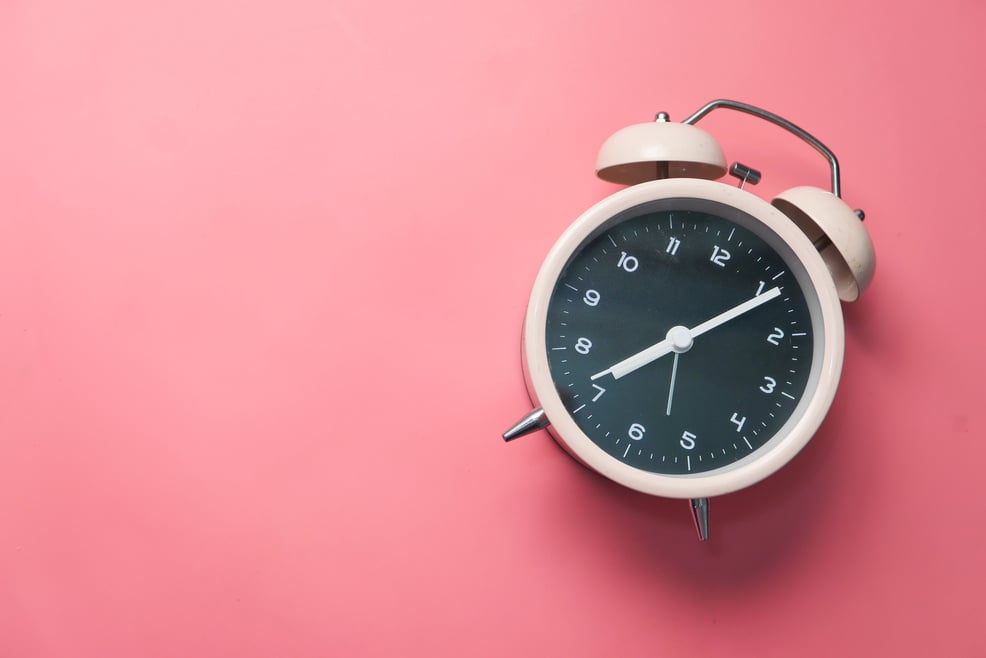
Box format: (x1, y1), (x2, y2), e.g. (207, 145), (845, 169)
(502, 99), (875, 541)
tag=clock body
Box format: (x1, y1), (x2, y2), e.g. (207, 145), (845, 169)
(521, 177), (844, 499)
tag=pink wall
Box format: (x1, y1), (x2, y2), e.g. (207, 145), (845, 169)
(2, 0), (983, 655)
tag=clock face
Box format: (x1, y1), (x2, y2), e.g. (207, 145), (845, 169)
(543, 199), (819, 476)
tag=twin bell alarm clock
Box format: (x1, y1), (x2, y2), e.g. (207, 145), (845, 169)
(502, 99), (875, 540)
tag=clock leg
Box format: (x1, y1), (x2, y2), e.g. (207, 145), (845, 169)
(690, 498), (710, 541)
(502, 408), (550, 442)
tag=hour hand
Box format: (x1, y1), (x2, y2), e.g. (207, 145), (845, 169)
(590, 328), (687, 381)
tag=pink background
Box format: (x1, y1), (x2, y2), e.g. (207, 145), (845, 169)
(2, 0), (984, 655)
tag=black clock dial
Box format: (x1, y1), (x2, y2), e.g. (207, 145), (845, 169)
(545, 202), (816, 475)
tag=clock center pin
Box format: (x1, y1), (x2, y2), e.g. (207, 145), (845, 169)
(667, 325), (694, 353)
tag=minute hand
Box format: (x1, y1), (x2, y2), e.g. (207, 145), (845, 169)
(689, 285), (782, 339)
(593, 286), (782, 381)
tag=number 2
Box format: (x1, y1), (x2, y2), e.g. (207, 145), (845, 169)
(767, 327), (785, 345)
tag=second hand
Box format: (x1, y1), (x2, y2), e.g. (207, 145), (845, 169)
(666, 352), (680, 416)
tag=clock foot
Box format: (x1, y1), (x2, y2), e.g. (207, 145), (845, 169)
(690, 498), (710, 541)
(502, 408), (550, 442)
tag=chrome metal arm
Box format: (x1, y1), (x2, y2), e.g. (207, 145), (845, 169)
(682, 99), (843, 198)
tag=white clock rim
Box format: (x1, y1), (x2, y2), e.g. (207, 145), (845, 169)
(522, 178), (844, 499)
